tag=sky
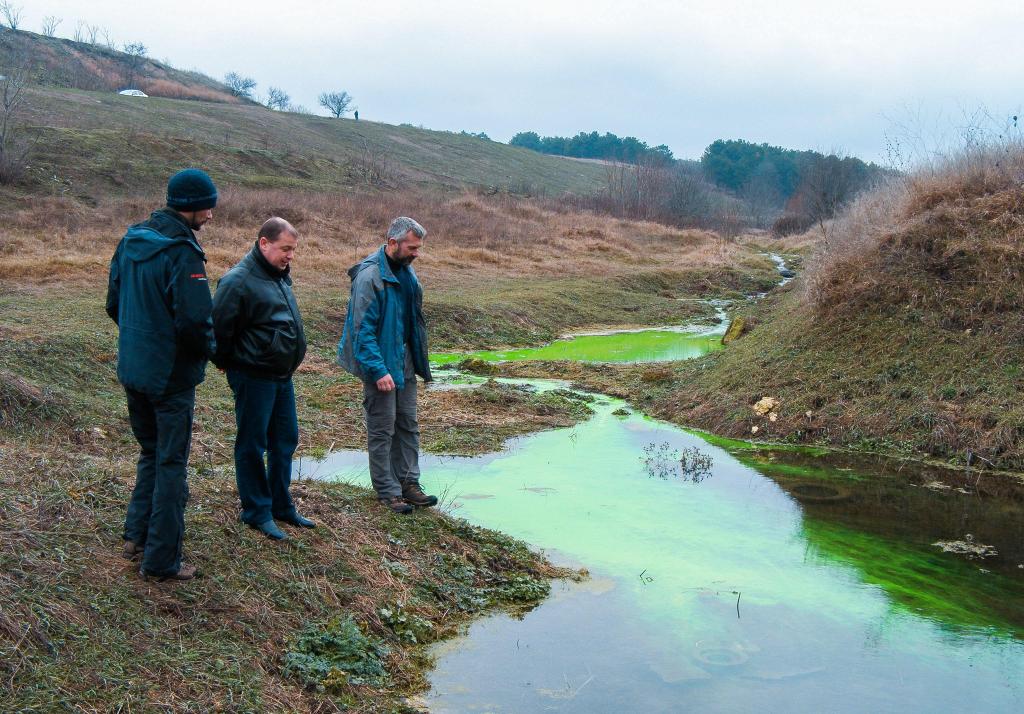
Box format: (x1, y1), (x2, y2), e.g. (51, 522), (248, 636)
(23, 1), (1024, 163)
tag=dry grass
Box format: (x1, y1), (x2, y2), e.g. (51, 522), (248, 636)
(805, 141), (1024, 334)
(0, 186), (743, 294)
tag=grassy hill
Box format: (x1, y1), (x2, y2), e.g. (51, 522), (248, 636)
(1, 27), (608, 202)
(12, 84), (608, 200)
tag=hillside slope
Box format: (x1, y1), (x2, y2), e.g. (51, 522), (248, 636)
(0, 26), (243, 103)
(642, 145), (1024, 471)
(11, 85), (607, 199)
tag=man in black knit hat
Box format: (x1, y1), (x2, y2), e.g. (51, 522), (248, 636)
(106, 168), (218, 581)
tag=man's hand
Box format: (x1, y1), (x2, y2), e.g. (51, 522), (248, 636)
(376, 374), (396, 392)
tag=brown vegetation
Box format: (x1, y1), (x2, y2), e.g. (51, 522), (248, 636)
(805, 143), (1024, 336)
(0, 186), (746, 291)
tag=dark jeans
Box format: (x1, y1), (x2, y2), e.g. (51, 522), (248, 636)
(123, 386), (194, 577)
(226, 370), (299, 525)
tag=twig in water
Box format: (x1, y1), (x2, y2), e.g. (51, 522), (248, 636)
(735, 590), (742, 619)
(638, 569), (653, 584)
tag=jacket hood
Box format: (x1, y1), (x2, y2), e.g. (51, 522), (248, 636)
(123, 209), (203, 262)
(347, 245), (400, 284)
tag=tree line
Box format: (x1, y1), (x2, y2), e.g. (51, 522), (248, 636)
(510, 130), (674, 165)
(700, 139), (894, 233)
(513, 129), (894, 235)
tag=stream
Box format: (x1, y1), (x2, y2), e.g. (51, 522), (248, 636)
(303, 256), (1024, 712)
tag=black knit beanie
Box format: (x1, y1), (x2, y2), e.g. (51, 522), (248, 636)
(166, 169), (218, 211)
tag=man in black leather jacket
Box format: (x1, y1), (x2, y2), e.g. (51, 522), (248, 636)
(212, 217), (313, 540)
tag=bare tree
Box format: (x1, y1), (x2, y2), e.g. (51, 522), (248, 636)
(121, 42), (147, 89)
(0, 1), (23, 30)
(350, 139), (394, 185)
(41, 15), (61, 37)
(73, 21), (100, 44)
(224, 71), (257, 99)
(793, 152), (864, 237)
(318, 90), (354, 118)
(0, 44), (33, 184)
(101, 27), (116, 49)
(265, 86), (289, 111)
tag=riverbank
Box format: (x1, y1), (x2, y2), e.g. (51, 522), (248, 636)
(0, 436), (579, 711)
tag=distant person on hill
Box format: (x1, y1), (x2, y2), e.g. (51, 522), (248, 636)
(105, 168), (218, 582)
(337, 217), (435, 514)
(354, 110), (359, 121)
(211, 217), (312, 541)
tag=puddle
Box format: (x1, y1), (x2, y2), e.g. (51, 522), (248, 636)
(304, 397), (1024, 713)
(431, 328), (725, 365)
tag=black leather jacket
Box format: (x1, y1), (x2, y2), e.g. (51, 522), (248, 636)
(212, 243), (306, 379)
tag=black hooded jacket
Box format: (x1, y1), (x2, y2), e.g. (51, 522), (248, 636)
(211, 243), (307, 380)
(105, 209), (216, 395)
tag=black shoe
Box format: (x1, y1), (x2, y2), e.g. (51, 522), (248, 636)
(277, 511), (316, 528)
(379, 496), (414, 514)
(402, 482), (438, 508)
(251, 520), (288, 540)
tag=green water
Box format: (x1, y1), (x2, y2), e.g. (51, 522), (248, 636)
(310, 395), (1023, 712)
(431, 326), (724, 364)
(308, 316), (1024, 712)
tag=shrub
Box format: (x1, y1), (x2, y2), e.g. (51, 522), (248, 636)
(771, 212), (814, 237)
(283, 616), (390, 691)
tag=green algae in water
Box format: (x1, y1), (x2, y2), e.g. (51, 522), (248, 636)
(802, 519), (1024, 636)
(310, 396), (1024, 712)
(431, 327), (724, 365)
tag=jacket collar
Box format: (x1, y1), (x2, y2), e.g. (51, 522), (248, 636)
(375, 245), (401, 284)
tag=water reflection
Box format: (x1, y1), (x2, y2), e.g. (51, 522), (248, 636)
(303, 394), (1024, 712)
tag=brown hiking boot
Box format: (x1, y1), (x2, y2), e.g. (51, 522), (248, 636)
(402, 482), (438, 508)
(121, 540), (143, 560)
(379, 496), (414, 515)
(141, 564), (197, 582)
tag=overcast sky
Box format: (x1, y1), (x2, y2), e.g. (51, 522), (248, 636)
(24, 1), (1024, 162)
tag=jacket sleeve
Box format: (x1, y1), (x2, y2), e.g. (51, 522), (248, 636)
(169, 247), (216, 359)
(211, 273), (244, 368)
(352, 274), (389, 381)
(105, 245), (121, 324)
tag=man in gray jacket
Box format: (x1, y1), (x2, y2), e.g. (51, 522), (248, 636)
(338, 217), (435, 514)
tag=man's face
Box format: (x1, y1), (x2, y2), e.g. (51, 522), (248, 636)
(389, 231), (423, 266)
(260, 232), (298, 270)
(181, 208), (214, 231)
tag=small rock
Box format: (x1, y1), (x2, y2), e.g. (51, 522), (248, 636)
(753, 397), (780, 416)
(721, 316), (747, 345)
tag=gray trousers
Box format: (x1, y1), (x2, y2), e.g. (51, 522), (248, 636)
(363, 349), (421, 499)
